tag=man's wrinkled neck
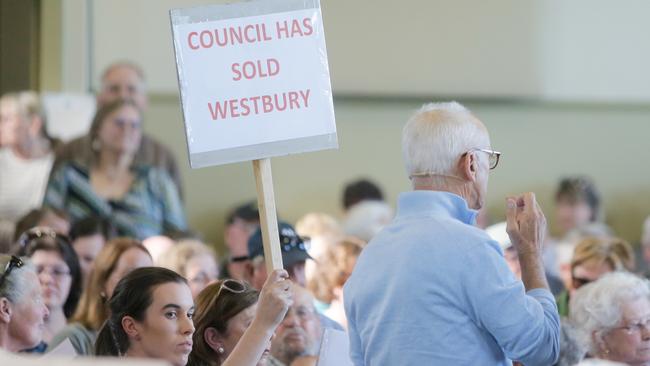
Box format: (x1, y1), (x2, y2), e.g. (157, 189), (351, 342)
(412, 178), (477, 210)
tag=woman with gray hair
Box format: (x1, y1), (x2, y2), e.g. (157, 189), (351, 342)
(570, 271), (650, 365)
(0, 255), (50, 352)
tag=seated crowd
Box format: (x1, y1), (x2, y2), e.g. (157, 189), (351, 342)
(1, 62), (650, 366)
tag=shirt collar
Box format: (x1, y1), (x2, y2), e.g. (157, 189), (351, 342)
(396, 190), (478, 225)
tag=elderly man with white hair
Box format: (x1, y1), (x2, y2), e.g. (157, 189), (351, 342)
(344, 102), (560, 365)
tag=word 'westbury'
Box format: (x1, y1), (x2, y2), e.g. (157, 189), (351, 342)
(208, 90), (311, 120)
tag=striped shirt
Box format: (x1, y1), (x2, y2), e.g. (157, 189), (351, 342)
(43, 161), (186, 240)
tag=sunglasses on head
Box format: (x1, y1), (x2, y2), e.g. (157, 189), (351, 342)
(0, 256), (25, 290)
(17, 226), (71, 252)
(204, 279), (247, 311)
(18, 226), (59, 247)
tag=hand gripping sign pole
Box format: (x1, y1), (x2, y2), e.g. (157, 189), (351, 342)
(171, 0), (338, 272)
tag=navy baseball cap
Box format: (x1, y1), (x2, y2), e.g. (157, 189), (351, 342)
(247, 221), (312, 268)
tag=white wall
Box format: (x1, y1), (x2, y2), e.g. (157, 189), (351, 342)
(88, 0), (650, 101)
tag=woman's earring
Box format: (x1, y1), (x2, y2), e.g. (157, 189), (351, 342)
(217, 347), (225, 354)
(91, 138), (102, 152)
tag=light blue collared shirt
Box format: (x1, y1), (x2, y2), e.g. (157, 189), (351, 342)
(344, 191), (560, 366)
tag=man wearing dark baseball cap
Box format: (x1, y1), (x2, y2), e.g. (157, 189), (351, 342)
(247, 221), (312, 290)
(247, 221), (345, 334)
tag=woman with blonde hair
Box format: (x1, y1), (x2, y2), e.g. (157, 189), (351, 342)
(557, 236), (635, 317)
(47, 237), (152, 355)
(158, 240), (220, 298)
(0, 92), (57, 238)
(308, 237), (365, 329)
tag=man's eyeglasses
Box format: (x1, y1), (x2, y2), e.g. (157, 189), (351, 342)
(409, 148), (502, 180)
(0, 256), (25, 290)
(466, 148), (501, 170)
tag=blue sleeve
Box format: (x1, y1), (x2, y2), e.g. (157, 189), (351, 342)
(462, 242), (560, 366)
(347, 313), (365, 366)
(344, 287), (365, 366)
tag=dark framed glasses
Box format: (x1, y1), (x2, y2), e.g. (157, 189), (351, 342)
(0, 255), (25, 290)
(409, 147), (502, 181)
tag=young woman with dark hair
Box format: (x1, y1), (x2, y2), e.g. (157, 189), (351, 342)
(96, 267), (292, 366)
(95, 266), (194, 366)
(68, 216), (116, 287)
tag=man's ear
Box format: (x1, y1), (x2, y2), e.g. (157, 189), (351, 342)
(459, 152), (477, 181)
(121, 315), (141, 341)
(0, 297), (13, 324)
(204, 327), (225, 353)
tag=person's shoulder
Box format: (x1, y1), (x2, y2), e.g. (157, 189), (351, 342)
(48, 322), (95, 354)
(137, 165), (174, 183)
(52, 160), (88, 177)
(55, 322), (93, 338)
(319, 312), (345, 331)
(55, 135), (90, 155)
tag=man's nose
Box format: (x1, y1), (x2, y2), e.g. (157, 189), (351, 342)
(42, 303), (50, 319)
(641, 323), (650, 340)
(118, 87), (131, 100)
(283, 309), (300, 327)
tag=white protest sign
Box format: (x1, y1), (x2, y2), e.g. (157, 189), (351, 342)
(170, 0), (337, 168)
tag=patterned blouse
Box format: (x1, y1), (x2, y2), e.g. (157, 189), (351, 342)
(43, 162), (187, 240)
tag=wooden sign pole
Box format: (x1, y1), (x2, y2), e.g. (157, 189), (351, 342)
(252, 158), (284, 272)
